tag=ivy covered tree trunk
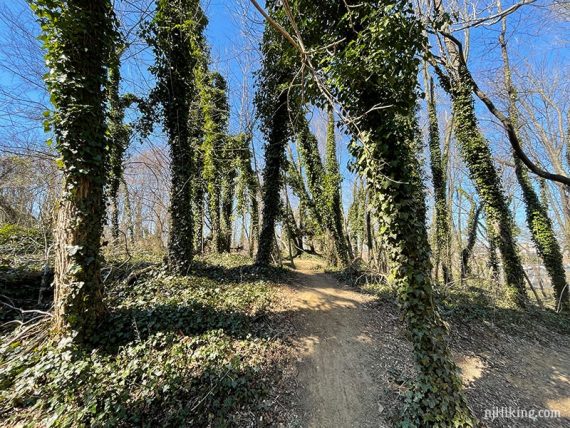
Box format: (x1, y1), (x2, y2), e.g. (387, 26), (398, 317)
(32, 0), (117, 339)
(284, 183), (302, 258)
(348, 181), (366, 258)
(234, 134), (260, 257)
(287, 144), (324, 231)
(363, 115), (476, 426)
(488, 226), (501, 283)
(461, 202), (482, 280)
(147, 0), (207, 273)
(107, 49), (123, 242)
(190, 72), (206, 255)
(446, 77), (526, 306)
(294, 117), (350, 266)
(254, 4), (296, 267)
(193, 149), (205, 254)
(246, 154), (260, 257)
(168, 134), (194, 272)
(324, 108), (352, 265)
(499, 18), (569, 311)
(514, 158), (568, 310)
(220, 165), (237, 252)
(201, 72), (229, 253)
(249, 199), (259, 257)
(424, 73), (452, 284)
(106, 46), (137, 241)
(433, 0), (526, 307)
(255, 89), (289, 266)
(208, 180), (222, 251)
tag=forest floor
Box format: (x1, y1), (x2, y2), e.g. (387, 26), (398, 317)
(1, 234), (569, 427)
(275, 258), (570, 427)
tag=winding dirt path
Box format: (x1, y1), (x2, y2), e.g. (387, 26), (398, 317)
(285, 259), (388, 428)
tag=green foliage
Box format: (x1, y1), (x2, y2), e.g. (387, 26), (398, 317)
(31, 0), (119, 339)
(145, 0), (207, 272)
(448, 75), (527, 307)
(254, 2), (299, 266)
(0, 224), (41, 247)
(425, 76), (451, 284)
(0, 256), (281, 426)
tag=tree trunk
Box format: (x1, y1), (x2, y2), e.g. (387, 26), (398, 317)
(255, 91), (289, 266)
(36, 0), (117, 340)
(499, 13), (569, 310)
(434, 0), (527, 307)
(424, 69), (452, 285)
(121, 178), (134, 243)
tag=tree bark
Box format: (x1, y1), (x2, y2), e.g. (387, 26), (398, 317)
(255, 91), (289, 266)
(37, 0), (117, 339)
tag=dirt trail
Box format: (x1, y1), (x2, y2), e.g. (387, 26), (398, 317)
(285, 259), (387, 428)
(280, 259), (570, 428)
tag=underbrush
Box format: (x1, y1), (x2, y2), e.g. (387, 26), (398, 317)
(438, 282), (570, 338)
(0, 224), (52, 326)
(0, 253), (289, 427)
(332, 266), (570, 339)
(330, 265), (393, 298)
(0, 224), (47, 256)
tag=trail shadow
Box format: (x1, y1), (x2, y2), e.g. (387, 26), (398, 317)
(281, 269), (398, 427)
